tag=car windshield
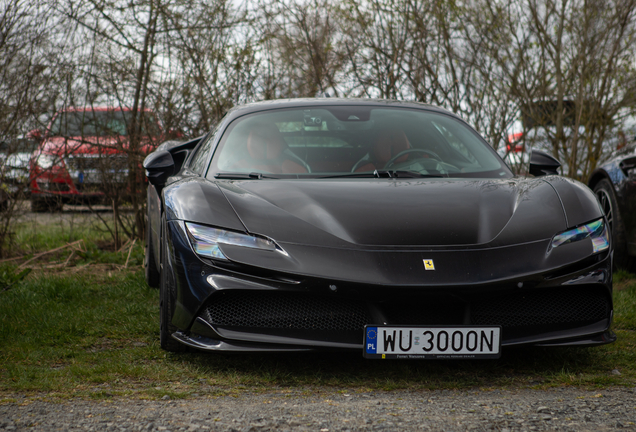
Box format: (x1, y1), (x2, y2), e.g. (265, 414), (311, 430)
(50, 110), (160, 137)
(208, 106), (512, 179)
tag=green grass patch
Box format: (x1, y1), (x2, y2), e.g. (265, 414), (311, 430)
(12, 213), (113, 254)
(5, 212), (144, 270)
(1, 266), (635, 399)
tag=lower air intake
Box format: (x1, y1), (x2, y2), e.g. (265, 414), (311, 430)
(202, 290), (371, 331)
(471, 286), (609, 327)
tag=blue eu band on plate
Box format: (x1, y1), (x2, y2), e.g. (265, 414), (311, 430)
(364, 326), (502, 359)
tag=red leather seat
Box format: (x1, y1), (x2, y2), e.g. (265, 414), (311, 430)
(354, 129), (411, 172)
(234, 125), (308, 174)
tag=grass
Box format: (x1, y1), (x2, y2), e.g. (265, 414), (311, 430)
(3, 211), (145, 270)
(12, 212), (112, 253)
(0, 213), (635, 400)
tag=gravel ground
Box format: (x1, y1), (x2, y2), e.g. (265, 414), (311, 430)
(1, 387), (636, 431)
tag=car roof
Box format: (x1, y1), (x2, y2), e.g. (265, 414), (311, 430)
(222, 98), (460, 120)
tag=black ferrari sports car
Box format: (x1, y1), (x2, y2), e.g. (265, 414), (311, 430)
(144, 98), (615, 358)
(588, 143), (636, 271)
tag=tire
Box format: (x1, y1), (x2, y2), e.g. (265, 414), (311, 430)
(159, 216), (186, 352)
(31, 197), (51, 212)
(144, 222), (160, 289)
(30, 196), (63, 213)
(594, 178), (633, 270)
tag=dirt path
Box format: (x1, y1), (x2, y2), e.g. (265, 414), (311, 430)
(2, 387), (636, 431)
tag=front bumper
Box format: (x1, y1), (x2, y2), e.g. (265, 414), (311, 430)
(32, 174), (111, 205)
(165, 220), (615, 352)
(30, 154), (131, 203)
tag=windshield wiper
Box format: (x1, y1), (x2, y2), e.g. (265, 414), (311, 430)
(214, 172), (280, 179)
(216, 170), (445, 180)
(386, 170), (445, 178)
(320, 172), (378, 178)
(321, 170), (444, 179)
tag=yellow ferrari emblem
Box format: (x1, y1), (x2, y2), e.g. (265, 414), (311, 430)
(382, 354), (386, 359)
(423, 259), (435, 270)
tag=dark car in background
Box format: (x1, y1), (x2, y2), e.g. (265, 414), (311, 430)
(499, 100), (624, 179)
(29, 107), (163, 212)
(588, 142), (636, 270)
(144, 98), (614, 357)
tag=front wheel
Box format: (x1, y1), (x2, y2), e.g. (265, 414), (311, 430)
(593, 178), (632, 270)
(159, 217), (186, 352)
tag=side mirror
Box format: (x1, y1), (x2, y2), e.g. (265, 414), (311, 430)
(143, 150), (175, 186)
(619, 156), (636, 179)
(529, 149), (561, 176)
(26, 129), (43, 142)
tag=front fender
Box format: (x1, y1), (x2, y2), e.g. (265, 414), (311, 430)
(543, 176), (603, 227)
(162, 177), (245, 231)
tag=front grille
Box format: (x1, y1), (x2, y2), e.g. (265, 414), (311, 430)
(64, 155), (128, 172)
(74, 183), (104, 193)
(197, 286), (610, 341)
(203, 291), (372, 331)
(383, 298), (465, 325)
(49, 183), (70, 192)
(471, 287), (609, 327)
(64, 155), (129, 185)
(36, 180), (70, 192)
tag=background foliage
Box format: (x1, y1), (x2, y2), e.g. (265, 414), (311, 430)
(1, 0), (636, 251)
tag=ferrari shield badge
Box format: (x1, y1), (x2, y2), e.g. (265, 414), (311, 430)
(423, 259), (435, 270)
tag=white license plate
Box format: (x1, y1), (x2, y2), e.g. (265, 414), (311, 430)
(363, 326), (501, 359)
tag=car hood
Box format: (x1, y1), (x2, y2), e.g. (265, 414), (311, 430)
(217, 177), (568, 248)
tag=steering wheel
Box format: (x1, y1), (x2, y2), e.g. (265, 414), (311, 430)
(384, 148), (442, 169)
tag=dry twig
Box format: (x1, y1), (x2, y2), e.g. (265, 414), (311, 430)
(17, 239), (85, 270)
(117, 238), (132, 253)
(63, 251), (75, 267)
(124, 239), (137, 268)
(0, 255), (28, 263)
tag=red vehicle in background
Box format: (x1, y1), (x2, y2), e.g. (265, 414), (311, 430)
(29, 107), (164, 212)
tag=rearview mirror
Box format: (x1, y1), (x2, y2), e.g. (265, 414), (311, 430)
(143, 150), (175, 187)
(529, 149), (561, 176)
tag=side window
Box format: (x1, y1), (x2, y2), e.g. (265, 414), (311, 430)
(189, 129), (219, 175)
(189, 138), (213, 174)
(189, 122), (226, 174)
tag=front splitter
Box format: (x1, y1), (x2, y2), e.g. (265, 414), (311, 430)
(173, 331), (314, 352)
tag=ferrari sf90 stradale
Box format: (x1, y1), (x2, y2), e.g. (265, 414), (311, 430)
(144, 99), (614, 359)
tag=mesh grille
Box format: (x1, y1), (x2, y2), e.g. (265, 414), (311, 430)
(65, 155), (128, 172)
(383, 299), (464, 325)
(203, 291), (371, 331)
(472, 287), (609, 328)
(200, 286), (610, 336)
(47, 182), (70, 192)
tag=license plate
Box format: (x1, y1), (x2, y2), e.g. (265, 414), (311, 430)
(363, 326), (501, 359)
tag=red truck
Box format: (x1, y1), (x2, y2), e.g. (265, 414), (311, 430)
(29, 107), (164, 212)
